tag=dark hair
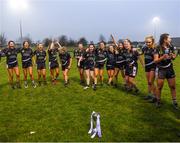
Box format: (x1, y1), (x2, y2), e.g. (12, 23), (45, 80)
(77, 42), (83, 46)
(8, 40), (15, 45)
(125, 39), (132, 45)
(159, 33), (169, 46)
(123, 39), (134, 50)
(23, 41), (30, 47)
(98, 40), (106, 46)
(118, 40), (124, 46)
(118, 41), (124, 49)
(88, 43), (95, 48)
(118, 40), (123, 44)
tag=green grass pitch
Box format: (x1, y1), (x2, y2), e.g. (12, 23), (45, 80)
(0, 51), (179, 142)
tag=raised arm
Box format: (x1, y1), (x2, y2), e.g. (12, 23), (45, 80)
(111, 34), (118, 48)
(48, 42), (54, 51)
(55, 42), (62, 50)
(0, 48), (7, 57)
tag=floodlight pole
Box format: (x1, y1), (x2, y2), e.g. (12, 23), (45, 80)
(153, 22), (157, 42)
(19, 19), (23, 46)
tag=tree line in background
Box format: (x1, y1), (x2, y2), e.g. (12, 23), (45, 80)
(0, 33), (128, 48)
(0, 33), (87, 47)
(0, 33), (179, 55)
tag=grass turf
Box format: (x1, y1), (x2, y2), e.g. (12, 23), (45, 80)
(0, 53), (179, 142)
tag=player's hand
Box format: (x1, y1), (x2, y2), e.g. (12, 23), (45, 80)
(163, 54), (170, 59)
(170, 53), (176, 59)
(86, 48), (89, 52)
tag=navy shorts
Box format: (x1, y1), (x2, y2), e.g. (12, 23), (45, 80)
(37, 62), (46, 70)
(84, 63), (94, 71)
(115, 62), (125, 70)
(125, 65), (138, 78)
(145, 64), (156, 72)
(7, 62), (18, 69)
(95, 62), (105, 69)
(22, 61), (32, 69)
(158, 66), (175, 79)
(49, 61), (59, 69)
(62, 64), (69, 71)
(106, 64), (115, 70)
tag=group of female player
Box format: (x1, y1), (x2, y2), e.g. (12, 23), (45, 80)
(74, 33), (178, 109)
(75, 37), (143, 92)
(0, 41), (72, 89)
(0, 33), (178, 109)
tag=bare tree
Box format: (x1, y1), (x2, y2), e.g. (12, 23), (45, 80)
(67, 38), (77, 47)
(23, 34), (33, 44)
(107, 35), (113, 44)
(0, 33), (7, 48)
(16, 34), (33, 46)
(58, 35), (68, 46)
(43, 38), (52, 47)
(78, 37), (88, 46)
(99, 34), (106, 42)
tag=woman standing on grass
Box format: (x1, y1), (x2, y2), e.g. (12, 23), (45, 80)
(142, 36), (157, 102)
(0, 41), (21, 89)
(154, 33), (178, 109)
(94, 41), (107, 89)
(111, 35), (126, 87)
(59, 47), (72, 87)
(34, 43), (47, 86)
(124, 39), (144, 93)
(74, 42), (85, 85)
(78, 43), (96, 90)
(106, 45), (115, 86)
(48, 42), (60, 85)
(21, 41), (36, 88)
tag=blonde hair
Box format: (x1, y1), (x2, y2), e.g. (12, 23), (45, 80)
(145, 35), (156, 48)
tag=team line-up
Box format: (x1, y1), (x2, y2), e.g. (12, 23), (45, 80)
(0, 33), (178, 109)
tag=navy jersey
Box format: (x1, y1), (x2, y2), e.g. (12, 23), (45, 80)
(59, 52), (71, 66)
(20, 48), (34, 63)
(125, 49), (139, 66)
(115, 49), (126, 64)
(83, 51), (95, 66)
(74, 49), (85, 61)
(48, 48), (58, 62)
(142, 46), (157, 67)
(156, 45), (175, 69)
(95, 48), (107, 64)
(34, 50), (46, 64)
(0, 48), (21, 65)
(106, 50), (115, 66)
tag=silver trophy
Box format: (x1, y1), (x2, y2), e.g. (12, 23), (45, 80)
(88, 111), (102, 138)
